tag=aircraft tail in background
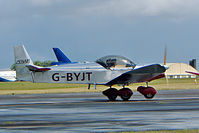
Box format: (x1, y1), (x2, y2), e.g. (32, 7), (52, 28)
(53, 48), (71, 63)
(51, 48), (77, 65)
(14, 45), (33, 81)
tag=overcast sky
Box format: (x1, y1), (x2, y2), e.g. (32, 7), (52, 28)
(1, 0), (199, 69)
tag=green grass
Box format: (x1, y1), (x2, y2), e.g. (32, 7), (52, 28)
(0, 82), (87, 90)
(0, 78), (199, 95)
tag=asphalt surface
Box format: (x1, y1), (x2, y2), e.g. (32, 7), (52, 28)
(0, 89), (199, 132)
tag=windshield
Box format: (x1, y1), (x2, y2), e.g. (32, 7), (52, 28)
(96, 55), (136, 69)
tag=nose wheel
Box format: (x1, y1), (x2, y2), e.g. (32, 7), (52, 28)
(137, 86), (157, 99)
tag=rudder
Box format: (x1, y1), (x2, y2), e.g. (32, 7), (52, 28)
(53, 48), (72, 63)
(14, 45), (33, 81)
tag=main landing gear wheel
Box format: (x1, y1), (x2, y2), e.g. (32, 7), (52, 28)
(144, 93), (154, 99)
(102, 88), (118, 101)
(118, 88), (133, 101)
(137, 86), (157, 99)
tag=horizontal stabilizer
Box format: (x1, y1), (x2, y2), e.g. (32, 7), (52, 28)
(26, 65), (51, 72)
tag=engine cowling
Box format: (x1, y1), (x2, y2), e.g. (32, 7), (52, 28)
(137, 86), (157, 99)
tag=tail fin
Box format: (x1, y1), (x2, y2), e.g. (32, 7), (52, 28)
(53, 48), (72, 63)
(14, 45), (33, 81)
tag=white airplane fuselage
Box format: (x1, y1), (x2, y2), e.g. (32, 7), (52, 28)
(30, 62), (130, 85)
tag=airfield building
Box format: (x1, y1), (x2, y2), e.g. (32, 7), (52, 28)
(165, 63), (198, 79)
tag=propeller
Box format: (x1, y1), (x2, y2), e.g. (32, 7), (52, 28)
(163, 45), (169, 85)
(164, 45), (167, 66)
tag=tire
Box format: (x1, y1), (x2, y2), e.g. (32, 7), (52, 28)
(144, 93), (154, 99)
(107, 95), (117, 101)
(120, 95), (131, 101)
(118, 88), (133, 101)
(102, 88), (118, 101)
(137, 86), (156, 99)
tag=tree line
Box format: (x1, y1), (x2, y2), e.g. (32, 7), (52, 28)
(11, 60), (55, 70)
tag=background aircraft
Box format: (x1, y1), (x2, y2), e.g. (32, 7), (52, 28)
(0, 70), (16, 82)
(51, 48), (77, 66)
(186, 71), (199, 76)
(14, 45), (166, 101)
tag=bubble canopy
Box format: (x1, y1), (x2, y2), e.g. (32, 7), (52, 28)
(96, 55), (136, 69)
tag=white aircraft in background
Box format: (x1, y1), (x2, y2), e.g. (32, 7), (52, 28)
(0, 70), (16, 82)
(186, 71), (199, 76)
(14, 45), (166, 101)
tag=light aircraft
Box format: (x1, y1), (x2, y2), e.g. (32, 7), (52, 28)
(14, 45), (166, 101)
(0, 70), (16, 82)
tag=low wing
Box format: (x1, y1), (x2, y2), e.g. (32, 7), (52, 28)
(186, 71), (199, 76)
(26, 65), (51, 72)
(106, 64), (166, 86)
